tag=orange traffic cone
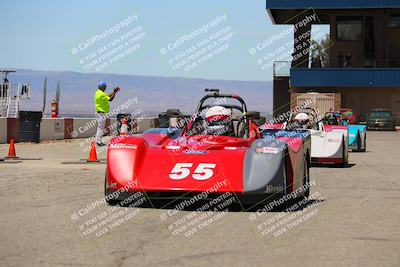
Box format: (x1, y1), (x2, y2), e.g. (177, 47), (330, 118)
(120, 117), (128, 136)
(5, 139), (19, 159)
(87, 142), (100, 162)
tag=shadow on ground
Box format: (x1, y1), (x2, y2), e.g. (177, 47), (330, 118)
(312, 163), (356, 169)
(116, 197), (325, 213)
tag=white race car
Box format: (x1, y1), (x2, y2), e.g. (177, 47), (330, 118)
(282, 109), (348, 167)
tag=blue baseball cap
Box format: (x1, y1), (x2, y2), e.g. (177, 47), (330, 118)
(98, 82), (107, 89)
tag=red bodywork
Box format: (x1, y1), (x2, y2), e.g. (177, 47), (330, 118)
(324, 125), (348, 132)
(107, 134), (252, 193)
(106, 132), (307, 195)
(262, 123), (283, 130)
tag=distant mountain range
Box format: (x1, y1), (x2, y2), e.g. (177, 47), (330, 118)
(9, 69), (273, 116)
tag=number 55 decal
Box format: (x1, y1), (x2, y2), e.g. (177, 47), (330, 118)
(169, 163), (216, 180)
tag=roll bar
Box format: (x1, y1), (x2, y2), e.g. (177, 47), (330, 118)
(183, 89), (249, 135)
(193, 88), (248, 119)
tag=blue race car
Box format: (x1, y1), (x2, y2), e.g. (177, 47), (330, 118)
(324, 111), (366, 152)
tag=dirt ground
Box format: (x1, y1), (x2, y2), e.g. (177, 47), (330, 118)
(0, 131), (399, 266)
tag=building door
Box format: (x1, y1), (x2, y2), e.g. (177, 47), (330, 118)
(297, 92), (336, 119)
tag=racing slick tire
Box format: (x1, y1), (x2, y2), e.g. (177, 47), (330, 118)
(357, 133), (362, 151)
(339, 139), (348, 168)
(360, 133), (366, 152)
(353, 132), (366, 152)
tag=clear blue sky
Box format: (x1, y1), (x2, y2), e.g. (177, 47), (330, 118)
(0, 0), (300, 81)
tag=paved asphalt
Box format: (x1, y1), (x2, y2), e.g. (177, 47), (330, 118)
(0, 131), (399, 267)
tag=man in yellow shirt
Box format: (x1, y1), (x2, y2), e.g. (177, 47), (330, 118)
(94, 82), (120, 146)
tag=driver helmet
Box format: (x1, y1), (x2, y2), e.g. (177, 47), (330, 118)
(342, 110), (353, 124)
(327, 113), (338, 125)
(205, 106), (232, 135)
(294, 112), (310, 129)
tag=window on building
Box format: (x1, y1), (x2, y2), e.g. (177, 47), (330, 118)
(389, 14), (400, 28)
(337, 17), (363, 41)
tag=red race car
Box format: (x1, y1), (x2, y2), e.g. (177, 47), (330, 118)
(105, 89), (311, 206)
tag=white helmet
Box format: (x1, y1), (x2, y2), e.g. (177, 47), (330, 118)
(206, 106), (231, 123)
(205, 106), (232, 135)
(294, 112), (309, 121)
(294, 112), (310, 128)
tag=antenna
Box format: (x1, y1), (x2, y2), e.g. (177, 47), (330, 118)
(55, 80), (60, 103)
(42, 78), (47, 114)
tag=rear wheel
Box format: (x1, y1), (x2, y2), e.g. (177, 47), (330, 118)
(356, 132), (362, 151)
(339, 139), (347, 168)
(360, 133), (366, 152)
(303, 157), (310, 198)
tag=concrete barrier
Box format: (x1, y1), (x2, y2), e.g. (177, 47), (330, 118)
(0, 117), (7, 143)
(0, 118), (157, 144)
(72, 118), (98, 139)
(7, 118), (19, 142)
(0, 117), (158, 144)
(40, 118), (65, 141)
